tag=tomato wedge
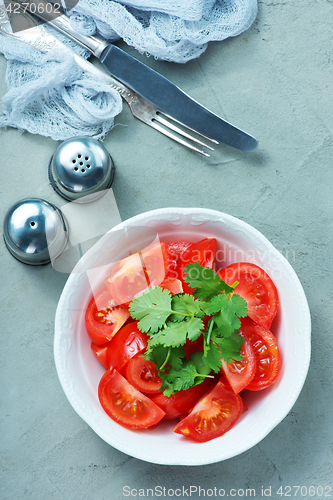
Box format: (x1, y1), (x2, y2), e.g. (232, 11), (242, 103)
(167, 241), (192, 279)
(221, 332), (256, 394)
(91, 341), (112, 369)
(240, 318), (281, 391)
(218, 262), (279, 329)
(85, 288), (130, 345)
(181, 238), (217, 268)
(159, 277), (183, 294)
(142, 241), (171, 284)
(104, 241), (170, 306)
(124, 354), (162, 394)
(172, 377), (243, 442)
(98, 369), (165, 429)
(179, 238), (217, 293)
(91, 321), (148, 372)
(148, 377), (214, 420)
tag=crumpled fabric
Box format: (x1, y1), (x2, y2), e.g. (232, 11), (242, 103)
(0, 0), (257, 140)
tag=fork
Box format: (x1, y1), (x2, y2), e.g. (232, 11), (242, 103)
(0, 7), (217, 156)
(101, 74), (217, 157)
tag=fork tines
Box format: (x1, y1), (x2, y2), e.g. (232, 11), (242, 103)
(151, 112), (218, 157)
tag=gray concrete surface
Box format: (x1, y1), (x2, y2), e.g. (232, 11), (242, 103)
(1, 1), (332, 499)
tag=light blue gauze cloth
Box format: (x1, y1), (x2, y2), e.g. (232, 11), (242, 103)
(0, 0), (257, 140)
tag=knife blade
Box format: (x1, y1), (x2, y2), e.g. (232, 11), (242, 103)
(100, 45), (257, 152)
(13, 0), (258, 152)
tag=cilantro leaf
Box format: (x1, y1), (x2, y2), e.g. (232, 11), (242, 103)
(160, 359), (209, 396)
(231, 294), (249, 318)
(202, 340), (223, 373)
(208, 293), (248, 337)
(129, 287), (173, 333)
(186, 317), (205, 342)
(183, 263), (234, 300)
(158, 321), (189, 348)
(171, 294), (203, 316)
(157, 316), (205, 348)
(145, 345), (184, 371)
(145, 344), (169, 368)
(146, 331), (168, 349)
(189, 351), (213, 377)
(212, 331), (245, 363)
(208, 293), (248, 318)
(168, 347), (185, 369)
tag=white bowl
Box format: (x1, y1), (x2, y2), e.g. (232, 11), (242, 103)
(54, 208), (311, 465)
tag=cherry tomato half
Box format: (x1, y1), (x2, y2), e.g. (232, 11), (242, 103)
(221, 332), (256, 394)
(124, 354), (162, 394)
(218, 262), (279, 329)
(104, 241), (170, 306)
(91, 321), (148, 372)
(98, 369), (165, 429)
(85, 288), (130, 345)
(172, 377), (243, 442)
(240, 318), (281, 391)
(148, 377), (214, 420)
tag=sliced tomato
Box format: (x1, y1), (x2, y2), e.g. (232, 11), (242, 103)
(148, 377), (214, 420)
(142, 240), (171, 284)
(183, 335), (204, 359)
(218, 377), (249, 413)
(91, 341), (111, 369)
(85, 288), (130, 345)
(98, 369), (165, 429)
(91, 321), (148, 372)
(172, 377), (243, 442)
(181, 237), (217, 269)
(167, 241), (192, 279)
(218, 262), (279, 329)
(179, 238), (217, 293)
(159, 277), (183, 295)
(104, 252), (147, 306)
(124, 354), (162, 394)
(221, 332), (256, 394)
(240, 318), (281, 391)
(104, 241), (170, 306)
(242, 399), (248, 413)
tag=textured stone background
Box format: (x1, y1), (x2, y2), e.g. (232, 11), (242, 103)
(1, 1), (332, 498)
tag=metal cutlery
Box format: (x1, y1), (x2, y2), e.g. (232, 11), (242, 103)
(8, 0), (258, 153)
(0, 8), (219, 155)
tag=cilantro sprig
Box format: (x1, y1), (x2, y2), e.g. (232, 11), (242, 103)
(129, 263), (248, 396)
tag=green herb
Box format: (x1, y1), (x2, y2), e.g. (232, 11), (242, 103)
(129, 263), (248, 395)
(184, 263), (235, 300)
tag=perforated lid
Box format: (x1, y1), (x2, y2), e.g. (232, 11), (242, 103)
(48, 137), (114, 202)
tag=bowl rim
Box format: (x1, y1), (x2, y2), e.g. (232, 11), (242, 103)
(54, 207), (311, 465)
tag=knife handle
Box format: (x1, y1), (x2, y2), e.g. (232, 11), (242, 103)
(16, 0), (108, 57)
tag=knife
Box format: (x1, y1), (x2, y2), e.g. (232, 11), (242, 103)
(13, 0), (258, 152)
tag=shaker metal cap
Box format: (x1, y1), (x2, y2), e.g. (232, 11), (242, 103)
(3, 198), (68, 265)
(48, 137), (115, 202)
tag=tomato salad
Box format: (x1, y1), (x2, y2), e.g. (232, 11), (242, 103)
(85, 238), (281, 443)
